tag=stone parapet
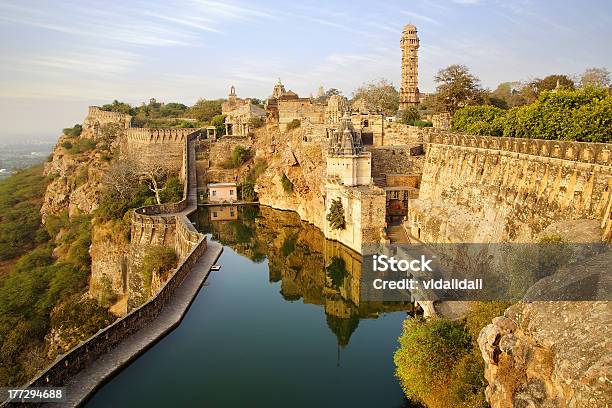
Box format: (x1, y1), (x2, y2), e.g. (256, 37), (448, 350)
(126, 127), (200, 144)
(87, 106), (132, 129)
(423, 131), (611, 166)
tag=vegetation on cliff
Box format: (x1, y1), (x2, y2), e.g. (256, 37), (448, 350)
(221, 145), (251, 169)
(452, 87), (612, 142)
(394, 302), (510, 408)
(326, 198), (346, 230)
(0, 166), (49, 264)
(0, 201), (110, 385)
(101, 98), (224, 129)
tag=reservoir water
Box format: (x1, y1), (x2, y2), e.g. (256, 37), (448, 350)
(86, 206), (419, 407)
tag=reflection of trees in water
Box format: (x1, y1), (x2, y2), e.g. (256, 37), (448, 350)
(194, 205), (414, 347)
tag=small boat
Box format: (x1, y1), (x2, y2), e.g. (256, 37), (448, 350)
(210, 265), (221, 271)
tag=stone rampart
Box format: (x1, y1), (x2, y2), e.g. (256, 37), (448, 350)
(15, 235), (207, 393)
(124, 128), (200, 174)
(6, 135), (207, 403)
(407, 133), (612, 243)
(422, 131), (611, 166)
(86, 106), (132, 129)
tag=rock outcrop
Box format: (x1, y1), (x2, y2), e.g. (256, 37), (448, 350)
(479, 301), (611, 407)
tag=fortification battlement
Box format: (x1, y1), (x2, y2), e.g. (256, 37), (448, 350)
(422, 130), (611, 166)
(87, 106), (132, 127)
(126, 127), (201, 143)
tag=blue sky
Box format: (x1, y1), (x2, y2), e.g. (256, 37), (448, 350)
(0, 0), (611, 141)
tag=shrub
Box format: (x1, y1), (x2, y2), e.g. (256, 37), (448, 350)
(394, 318), (471, 407)
(397, 107), (420, 124)
(247, 159), (268, 182)
(453, 105), (506, 136)
(412, 120), (433, 127)
(62, 124), (82, 137)
(395, 301), (512, 408)
(280, 173), (293, 193)
(326, 198), (345, 230)
(286, 119), (301, 131)
(0, 166), (49, 261)
(248, 116), (265, 129)
(454, 88), (612, 141)
(281, 233), (298, 257)
(61, 141), (73, 150)
(241, 181), (257, 201)
(159, 176), (183, 203)
(138, 246), (177, 297)
(221, 146), (251, 169)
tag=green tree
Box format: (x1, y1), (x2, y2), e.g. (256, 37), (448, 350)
(326, 198), (345, 230)
(241, 181), (257, 201)
(352, 79), (400, 115)
(186, 99), (223, 122)
(433, 64), (483, 114)
(453, 105), (506, 136)
(397, 107), (420, 124)
(62, 124), (83, 137)
(101, 100), (134, 115)
(211, 114), (227, 136)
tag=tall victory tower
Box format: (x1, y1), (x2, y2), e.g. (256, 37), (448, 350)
(399, 24), (420, 111)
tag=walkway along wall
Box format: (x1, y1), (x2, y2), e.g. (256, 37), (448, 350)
(3, 134), (207, 405)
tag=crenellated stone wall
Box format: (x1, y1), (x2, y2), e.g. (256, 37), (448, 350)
(124, 128), (200, 174)
(406, 133), (612, 243)
(85, 106), (132, 131)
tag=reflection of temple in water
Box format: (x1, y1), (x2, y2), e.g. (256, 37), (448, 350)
(194, 205), (414, 350)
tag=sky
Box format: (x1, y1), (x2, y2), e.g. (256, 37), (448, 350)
(0, 0), (611, 142)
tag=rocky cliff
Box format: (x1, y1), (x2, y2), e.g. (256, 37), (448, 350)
(479, 301), (611, 407)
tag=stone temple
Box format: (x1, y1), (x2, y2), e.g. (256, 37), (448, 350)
(399, 24), (420, 110)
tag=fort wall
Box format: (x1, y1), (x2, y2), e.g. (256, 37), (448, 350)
(86, 106), (132, 128)
(124, 128), (200, 174)
(407, 134), (612, 243)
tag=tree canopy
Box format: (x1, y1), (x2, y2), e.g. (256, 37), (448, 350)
(579, 67), (611, 88)
(432, 64), (484, 114)
(452, 87), (612, 142)
(351, 79), (399, 116)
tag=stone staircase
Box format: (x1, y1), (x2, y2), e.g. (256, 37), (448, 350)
(387, 225), (409, 244)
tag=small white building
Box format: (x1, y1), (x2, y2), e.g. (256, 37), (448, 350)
(207, 182), (238, 203)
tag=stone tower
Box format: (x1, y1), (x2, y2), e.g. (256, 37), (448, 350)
(399, 24), (420, 111)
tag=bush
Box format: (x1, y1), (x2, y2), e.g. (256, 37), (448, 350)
(247, 159), (268, 182)
(280, 173), (293, 193)
(221, 146), (251, 169)
(248, 116), (265, 129)
(286, 119), (301, 131)
(453, 105), (506, 136)
(395, 301), (511, 408)
(0, 166), (49, 261)
(60, 141), (73, 150)
(62, 124), (82, 137)
(159, 176), (183, 203)
(241, 181), (257, 201)
(397, 107), (420, 124)
(412, 120), (433, 127)
(454, 88), (612, 141)
(138, 246), (177, 297)
(394, 318), (472, 407)
(326, 198), (345, 230)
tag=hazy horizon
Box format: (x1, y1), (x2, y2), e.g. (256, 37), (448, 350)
(1, 0), (611, 142)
